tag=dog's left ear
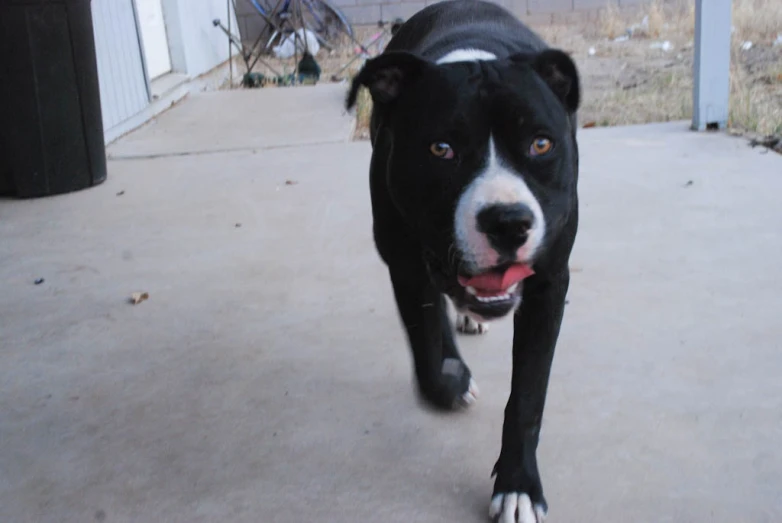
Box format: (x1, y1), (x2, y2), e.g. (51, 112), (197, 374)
(345, 51), (430, 110)
(531, 49), (581, 113)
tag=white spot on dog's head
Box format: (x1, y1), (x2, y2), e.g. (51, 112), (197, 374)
(454, 137), (546, 272)
(436, 48), (497, 65)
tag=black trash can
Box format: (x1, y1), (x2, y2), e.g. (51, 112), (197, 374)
(0, 0), (107, 198)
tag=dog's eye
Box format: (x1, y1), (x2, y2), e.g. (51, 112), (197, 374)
(529, 137), (553, 157)
(430, 142), (455, 160)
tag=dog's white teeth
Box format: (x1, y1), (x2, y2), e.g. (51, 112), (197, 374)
(507, 283), (518, 294)
(466, 286), (478, 296)
(476, 293), (511, 303)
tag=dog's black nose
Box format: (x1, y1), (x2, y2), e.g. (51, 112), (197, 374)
(476, 203), (535, 254)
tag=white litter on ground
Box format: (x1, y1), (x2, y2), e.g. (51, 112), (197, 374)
(272, 29), (320, 59)
(650, 41), (673, 52)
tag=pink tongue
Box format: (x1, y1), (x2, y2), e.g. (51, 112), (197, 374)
(458, 264), (535, 293)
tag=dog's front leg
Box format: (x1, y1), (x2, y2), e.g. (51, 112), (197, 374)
(386, 253), (478, 411)
(490, 268), (569, 522)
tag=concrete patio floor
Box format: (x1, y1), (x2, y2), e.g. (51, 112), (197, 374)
(1, 85), (781, 523)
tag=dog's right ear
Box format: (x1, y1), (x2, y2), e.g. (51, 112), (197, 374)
(346, 52), (430, 110)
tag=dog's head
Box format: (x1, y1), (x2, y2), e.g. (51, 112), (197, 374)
(347, 49), (580, 321)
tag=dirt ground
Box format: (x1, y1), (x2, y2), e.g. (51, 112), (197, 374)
(537, 0), (782, 143)
(231, 1), (782, 150)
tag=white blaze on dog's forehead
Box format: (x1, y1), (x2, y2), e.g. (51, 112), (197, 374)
(454, 137), (546, 271)
(436, 48), (497, 64)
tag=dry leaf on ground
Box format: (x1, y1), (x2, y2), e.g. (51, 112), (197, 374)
(130, 292), (149, 305)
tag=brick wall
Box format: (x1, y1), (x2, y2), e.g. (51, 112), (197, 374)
(234, 0), (648, 43)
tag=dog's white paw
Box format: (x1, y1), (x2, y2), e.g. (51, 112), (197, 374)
(489, 493), (546, 523)
(458, 378), (480, 407)
(440, 359), (480, 409)
(455, 313), (489, 335)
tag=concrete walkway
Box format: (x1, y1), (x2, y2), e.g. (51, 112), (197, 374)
(1, 85), (781, 523)
(107, 84), (355, 159)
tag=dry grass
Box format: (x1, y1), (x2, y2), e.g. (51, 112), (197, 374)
(730, 50), (782, 135)
(596, 0), (684, 39)
(595, 0), (782, 43)
(353, 85), (373, 141)
(589, 0), (693, 40)
(729, 0), (782, 136)
(350, 0), (782, 140)
(587, 65), (694, 127)
(733, 0), (782, 42)
(596, 3), (626, 40)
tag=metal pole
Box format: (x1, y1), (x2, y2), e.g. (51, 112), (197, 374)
(692, 0), (732, 131)
(228, 0), (234, 89)
(130, 0), (152, 102)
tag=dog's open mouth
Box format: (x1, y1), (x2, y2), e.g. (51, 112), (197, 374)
(457, 263), (534, 311)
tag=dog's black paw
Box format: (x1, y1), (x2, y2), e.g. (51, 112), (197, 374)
(417, 357), (479, 410)
(489, 492), (547, 523)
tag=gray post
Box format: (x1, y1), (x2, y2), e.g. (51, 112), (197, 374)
(692, 0), (732, 131)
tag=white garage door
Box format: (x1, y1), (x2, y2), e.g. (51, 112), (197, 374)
(135, 0), (172, 79)
(92, 0), (150, 135)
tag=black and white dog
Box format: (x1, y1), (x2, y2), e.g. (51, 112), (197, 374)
(346, 1), (580, 520)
